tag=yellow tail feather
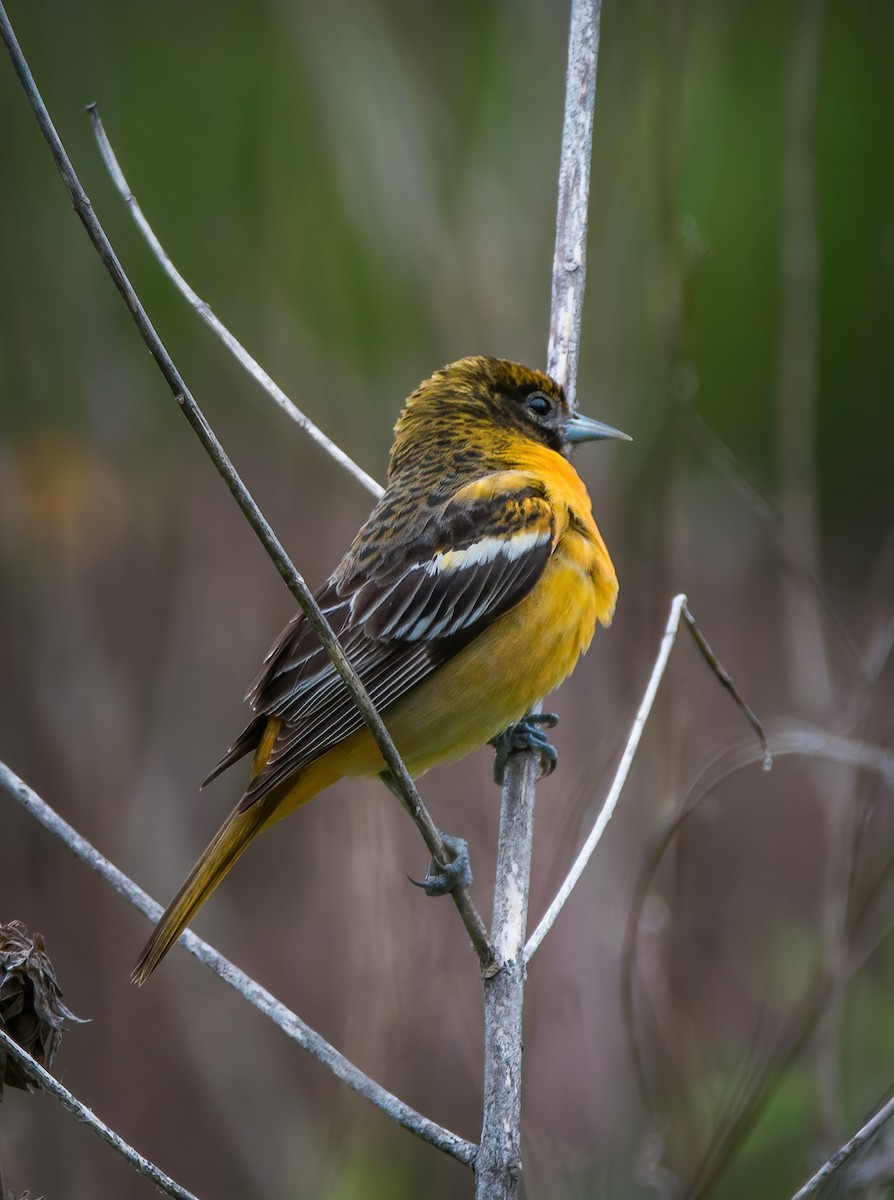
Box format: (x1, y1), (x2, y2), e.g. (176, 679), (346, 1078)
(132, 799), (272, 985)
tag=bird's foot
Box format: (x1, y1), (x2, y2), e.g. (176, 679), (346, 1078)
(409, 831), (473, 897)
(490, 713), (559, 784)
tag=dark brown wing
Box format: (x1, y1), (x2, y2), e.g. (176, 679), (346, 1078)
(208, 475), (556, 806)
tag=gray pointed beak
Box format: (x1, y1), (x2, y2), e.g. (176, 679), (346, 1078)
(564, 412), (632, 444)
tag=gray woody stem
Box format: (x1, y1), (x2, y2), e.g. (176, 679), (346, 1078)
(525, 594), (687, 961)
(475, 2), (602, 1198)
(526, 596), (771, 963)
(547, 0), (601, 413)
(0, 1), (492, 972)
(790, 1093), (894, 1200)
(0, 1029), (200, 1200)
(0, 761), (477, 1168)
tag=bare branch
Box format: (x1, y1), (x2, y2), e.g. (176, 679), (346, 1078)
(681, 602), (772, 771)
(0, 1028), (200, 1200)
(0, 2), (491, 971)
(476, 3), (603, 1197)
(790, 1094), (894, 1200)
(525, 593), (687, 962)
(475, 749), (541, 1199)
(546, 0), (601, 410)
(85, 103), (384, 502)
(0, 760), (478, 1168)
(526, 595), (775, 963)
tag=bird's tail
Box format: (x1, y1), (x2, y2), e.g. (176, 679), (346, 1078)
(132, 798), (273, 986)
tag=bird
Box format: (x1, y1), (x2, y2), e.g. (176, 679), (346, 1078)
(133, 356), (627, 983)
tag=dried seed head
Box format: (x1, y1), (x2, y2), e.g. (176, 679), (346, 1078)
(0, 921), (84, 1096)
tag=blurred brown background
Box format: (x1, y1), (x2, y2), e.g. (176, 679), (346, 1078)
(2, 0), (893, 1196)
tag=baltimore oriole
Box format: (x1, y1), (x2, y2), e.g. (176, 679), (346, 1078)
(133, 356), (627, 982)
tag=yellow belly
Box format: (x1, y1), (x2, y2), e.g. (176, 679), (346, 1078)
(278, 548), (613, 819)
(267, 456), (618, 820)
(384, 554), (601, 774)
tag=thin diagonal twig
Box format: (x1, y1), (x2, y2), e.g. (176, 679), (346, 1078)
(85, 102), (383, 502)
(0, 2), (492, 971)
(525, 595), (772, 964)
(681, 601), (772, 770)
(0, 1029), (200, 1200)
(525, 594), (687, 962)
(790, 1093), (894, 1200)
(0, 760), (478, 1167)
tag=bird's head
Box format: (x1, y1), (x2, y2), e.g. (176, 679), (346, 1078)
(390, 356), (628, 477)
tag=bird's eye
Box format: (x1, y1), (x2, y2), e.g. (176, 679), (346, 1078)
(526, 392), (552, 416)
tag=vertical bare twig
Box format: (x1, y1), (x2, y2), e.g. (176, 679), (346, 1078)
(476, 3), (602, 1197)
(546, 0), (601, 411)
(476, 748), (544, 1199)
